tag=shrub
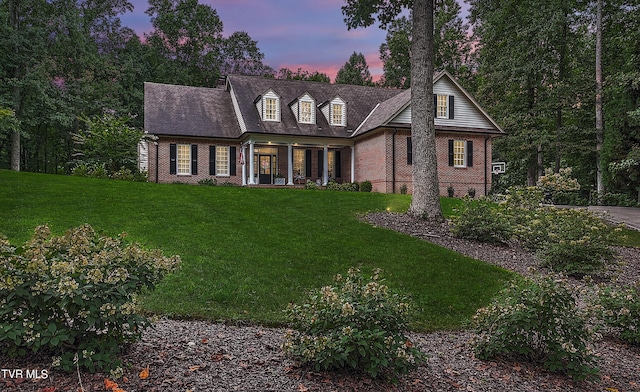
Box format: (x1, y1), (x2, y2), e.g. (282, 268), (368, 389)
(327, 181), (359, 192)
(595, 283), (640, 344)
(0, 225), (181, 373)
(304, 179), (320, 190)
(600, 192), (637, 207)
(399, 184), (407, 194)
(198, 178), (217, 186)
(71, 164), (90, 177)
(109, 167), (134, 181)
(447, 185), (454, 197)
(471, 275), (599, 381)
(282, 268), (425, 379)
(360, 180), (372, 192)
(536, 167), (581, 193)
(467, 188), (476, 198)
(450, 197), (512, 245)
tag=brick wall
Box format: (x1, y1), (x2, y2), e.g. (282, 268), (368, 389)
(149, 137), (243, 185)
(354, 129), (494, 195)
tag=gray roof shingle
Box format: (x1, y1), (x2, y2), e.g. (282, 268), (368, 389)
(144, 82), (241, 139)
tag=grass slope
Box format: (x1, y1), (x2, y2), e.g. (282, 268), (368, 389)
(0, 170), (512, 331)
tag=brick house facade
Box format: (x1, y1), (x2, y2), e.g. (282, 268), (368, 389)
(143, 72), (503, 195)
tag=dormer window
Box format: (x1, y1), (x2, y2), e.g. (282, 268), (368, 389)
(292, 93), (315, 124)
(330, 97), (346, 126)
(257, 89), (280, 122)
(299, 101), (313, 123)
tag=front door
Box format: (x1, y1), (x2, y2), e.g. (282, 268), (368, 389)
(258, 154), (273, 184)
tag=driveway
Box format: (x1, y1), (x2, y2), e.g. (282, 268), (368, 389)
(585, 206), (640, 231)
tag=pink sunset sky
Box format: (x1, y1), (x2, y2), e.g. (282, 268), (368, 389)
(119, 1), (469, 82)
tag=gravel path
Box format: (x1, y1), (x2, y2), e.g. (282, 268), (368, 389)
(2, 212), (640, 392)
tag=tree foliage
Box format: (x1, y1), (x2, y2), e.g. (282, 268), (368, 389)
(275, 67), (330, 83)
(335, 51), (373, 86)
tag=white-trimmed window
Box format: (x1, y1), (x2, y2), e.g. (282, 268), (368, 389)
(437, 95), (448, 118)
(331, 103), (345, 126)
(264, 98), (278, 121)
(177, 144), (191, 175)
(216, 146), (229, 176)
(453, 140), (466, 167)
(299, 101), (313, 123)
(293, 149), (305, 177)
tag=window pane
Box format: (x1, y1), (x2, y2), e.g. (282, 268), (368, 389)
(327, 151), (335, 178)
(177, 144), (190, 175)
(453, 140), (465, 167)
(331, 103), (343, 125)
(216, 146), (229, 175)
(265, 98), (277, 121)
(437, 95), (448, 118)
(293, 149), (305, 177)
(300, 101), (312, 123)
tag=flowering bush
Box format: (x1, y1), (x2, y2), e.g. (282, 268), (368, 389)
(0, 225), (181, 372)
(471, 275), (599, 381)
(282, 268), (425, 379)
(450, 196), (513, 245)
(536, 167), (581, 193)
(327, 181), (360, 192)
(595, 283), (640, 344)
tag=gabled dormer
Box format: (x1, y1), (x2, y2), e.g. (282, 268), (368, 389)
(255, 89), (280, 122)
(289, 92), (316, 124)
(320, 96), (346, 127)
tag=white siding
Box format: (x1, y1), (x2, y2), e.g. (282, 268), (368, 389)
(390, 78), (495, 129)
(290, 101), (299, 121)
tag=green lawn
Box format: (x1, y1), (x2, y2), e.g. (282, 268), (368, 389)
(0, 170), (512, 331)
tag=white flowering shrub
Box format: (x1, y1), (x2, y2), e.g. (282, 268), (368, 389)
(536, 167), (581, 193)
(595, 283), (640, 344)
(0, 225), (181, 372)
(471, 275), (599, 381)
(282, 268), (425, 379)
(450, 196), (513, 245)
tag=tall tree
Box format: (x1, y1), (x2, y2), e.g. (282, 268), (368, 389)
(335, 51), (373, 86)
(595, 0), (604, 198)
(378, 0), (472, 88)
(145, 0), (224, 87)
(343, 0), (442, 220)
(220, 31), (274, 77)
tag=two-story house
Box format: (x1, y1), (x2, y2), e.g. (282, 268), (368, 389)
(141, 71), (503, 196)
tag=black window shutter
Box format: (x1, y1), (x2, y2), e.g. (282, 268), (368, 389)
(305, 150), (312, 177)
(191, 144), (198, 174)
(449, 95), (454, 119)
(448, 140), (454, 167)
(467, 140), (473, 167)
(433, 94), (437, 117)
(407, 137), (412, 165)
(209, 146), (216, 175)
(317, 150), (323, 177)
(230, 146), (237, 176)
(169, 143), (177, 174)
(335, 150), (341, 178)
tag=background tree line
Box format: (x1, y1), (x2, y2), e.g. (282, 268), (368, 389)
(1, 0), (639, 201)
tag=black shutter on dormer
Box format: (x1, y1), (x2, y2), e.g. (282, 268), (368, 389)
(191, 144), (198, 175)
(209, 146), (216, 175)
(449, 95), (454, 119)
(305, 150), (312, 177)
(169, 144), (177, 174)
(467, 140), (473, 167)
(407, 137), (412, 165)
(230, 146), (237, 176)
(448, 140), (454, 166)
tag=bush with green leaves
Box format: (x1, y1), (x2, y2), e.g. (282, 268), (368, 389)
(282, 268), (425, 379)
(327, 181), (360, 192)
(450, 196), (512, 245)
(471, 275), (599, 381)
(595, 283), (640, 344)
(0, 225), (181, 373)
(360, 180), (372, 192)
(304, 179), (320, 190)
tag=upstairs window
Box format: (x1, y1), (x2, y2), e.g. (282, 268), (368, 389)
(331, 102), (345, 126)
(299, 101), (313, 123)
(264, 97), (278, 121)
(437, 95), (448, 118)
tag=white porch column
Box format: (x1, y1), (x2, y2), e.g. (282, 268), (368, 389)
(287, 144), (294, 185)
(249, 141), (255, 184)
(351, 146), (355, 183)
(241, 144), (247, 186)
(323, 145), (329, 186)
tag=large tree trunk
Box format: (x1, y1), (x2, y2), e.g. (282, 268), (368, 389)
(595, 0), (604, 201)
(9, 0), (20, 171)
(408, 0), (443, 221)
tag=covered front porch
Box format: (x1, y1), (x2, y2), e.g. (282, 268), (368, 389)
(239, 135), (354, 186)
